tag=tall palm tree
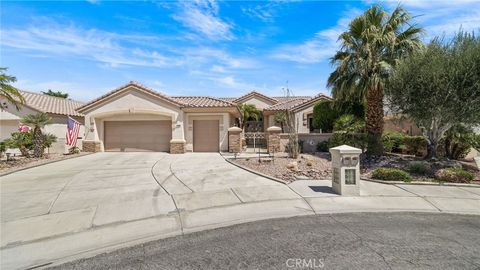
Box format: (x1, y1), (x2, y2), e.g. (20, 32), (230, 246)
(327, 5), (423, 155)
(22, 113), (52, 158)
(0, 67), (25, 110)
(238, 103), (261, 130)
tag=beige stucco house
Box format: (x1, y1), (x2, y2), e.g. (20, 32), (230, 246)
(76, 81), (331, 154)
(0, 91), (85, 154)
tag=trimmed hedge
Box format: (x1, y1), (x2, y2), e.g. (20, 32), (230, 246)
(435, 167), (475, 183)
(381, 132), (427, 157)
(371, 168), (412, 182)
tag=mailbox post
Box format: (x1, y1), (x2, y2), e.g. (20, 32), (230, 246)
(329, 145), (362, 196)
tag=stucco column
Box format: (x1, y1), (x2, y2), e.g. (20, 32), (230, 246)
(228, 127), (242, 153)
(267, 126), (281, 153)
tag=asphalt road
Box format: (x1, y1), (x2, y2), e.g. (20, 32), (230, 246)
(50, 213), (480, 270)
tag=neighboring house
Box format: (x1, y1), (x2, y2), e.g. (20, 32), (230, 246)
(76, 81), (331, 153)
(0, 91), (85, 154)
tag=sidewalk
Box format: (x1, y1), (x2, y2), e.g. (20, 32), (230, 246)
(1, 179), (479, 270)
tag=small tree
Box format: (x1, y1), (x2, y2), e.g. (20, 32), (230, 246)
(274, 112), (287, 132)
(0, 67), (25, 110)
(4, 132), (33, 157)
(21, 113), (52, 158)
(238, 103), (261, 131)
(42, 89), (69, 99)
(43, 133), (58, 154)
(312, 100), (338, 133)
(387, 32), (480, 159)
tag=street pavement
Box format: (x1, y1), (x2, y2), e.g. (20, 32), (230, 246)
(49, 212), (480, 270)
(1, 152), (479, 269)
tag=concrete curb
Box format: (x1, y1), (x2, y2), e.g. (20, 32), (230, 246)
(0, 152), (94, 177)
(222, 156), (288, 185)
(363, 178), (480, 188)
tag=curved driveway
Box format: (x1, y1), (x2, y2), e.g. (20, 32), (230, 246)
(1, 152), (479, 270)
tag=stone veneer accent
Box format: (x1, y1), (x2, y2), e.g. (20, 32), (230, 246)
(228, 126), (242, 153)
(82, 140), (101, 152)
(170, 139), (186, 154)
(267, 126), (282, 153)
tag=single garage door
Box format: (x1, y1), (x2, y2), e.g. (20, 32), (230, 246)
(193, 120), (219, 152)
(104, 121), (171, 152)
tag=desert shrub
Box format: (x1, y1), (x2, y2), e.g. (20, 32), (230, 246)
(316, 141), (329, 152)
(440, 125), (480, 160)
(435, 167), (475, 183)
(407, 161), (432, 175)
(371, 168), (412, 182)
(0, 141), (6, 154)
(327, 132), (367, 151)
(333, 114), (365, 133)
(403, 136), (427, 156)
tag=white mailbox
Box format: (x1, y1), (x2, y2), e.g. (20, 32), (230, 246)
(329, 145), (362, 196)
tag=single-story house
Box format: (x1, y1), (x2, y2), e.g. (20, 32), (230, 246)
(77, 81), (332, 153)
(0, 91), (85, 154)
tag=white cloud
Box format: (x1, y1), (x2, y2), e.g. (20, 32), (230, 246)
(173, 0), (233, 40)
(13, 79), (103, 101)
(271, 9), (361, 64)
(0, 23), (180, 68)
(366, 0), (480, 40)
(241, 3), (276, 22)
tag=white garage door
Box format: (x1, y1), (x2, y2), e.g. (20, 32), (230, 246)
(104, 121), (171, 152)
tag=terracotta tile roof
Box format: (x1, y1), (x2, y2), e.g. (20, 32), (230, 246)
(290, 93), (332, 112)
(217, 97), (237, 102)
(264, 98), (311, 111)
(76, 81), (184, 113)
(233, 91), (278, 104)
(170, 96), (236, 108)
(19, 90), (84, 116)
(272, 96), (312, 101)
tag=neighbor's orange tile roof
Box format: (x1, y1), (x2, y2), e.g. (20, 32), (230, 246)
(263, 98), (311, 111)
(170, 96), (237, 107)
(20, 91), (84, 116)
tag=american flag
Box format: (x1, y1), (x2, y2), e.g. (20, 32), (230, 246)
(66, 116), (80, 146)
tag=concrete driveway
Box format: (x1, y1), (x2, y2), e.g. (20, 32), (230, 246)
(1, 152), (479, 270)
(1, 152), (307, 270)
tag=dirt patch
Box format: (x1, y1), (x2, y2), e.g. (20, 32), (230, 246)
(232, 153), (332, 183)
(0, 153), (89, 175)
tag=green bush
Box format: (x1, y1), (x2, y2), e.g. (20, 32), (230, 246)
(316, 141), (329, 152)
(407, 161), (432, 175)
(382, 131), (406, 153)
(381, 132), (428, 156)
(312, 100), (338, 133)
(333, 114), (365, 133)
(403, 136), (427, 156)
(327, 132), (367, 151)
(0, 141), (6, 154)
(435, 167), (475, 183)
(371, 168), (412, 182)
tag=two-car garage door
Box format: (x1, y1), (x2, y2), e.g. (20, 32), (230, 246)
(104, 119), (220, 152)
(104, 121), (171, 152)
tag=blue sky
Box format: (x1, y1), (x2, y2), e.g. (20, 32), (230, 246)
(1, 0), (479, 102)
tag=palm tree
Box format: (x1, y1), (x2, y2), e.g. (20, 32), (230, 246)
(42, 89), (69, 99)
(0, 67), (25, 110)
(238, 103), (261, 131)
(274, 111), (287, 132)
(327, 5), (423, 155)
(22, 113), (52, 158)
